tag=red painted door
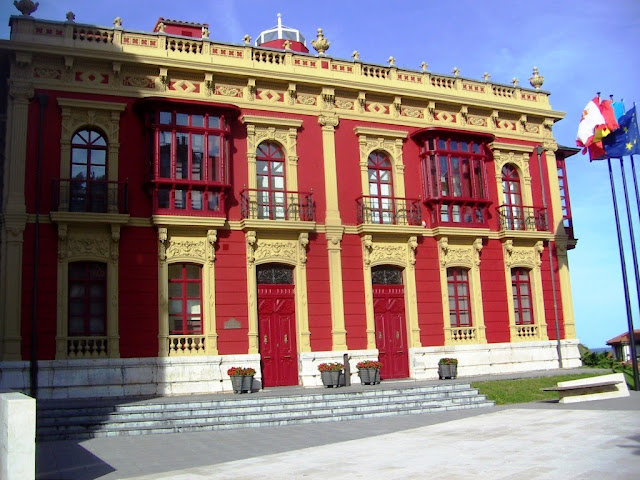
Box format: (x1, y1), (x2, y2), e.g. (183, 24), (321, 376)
(258, 285), (298, 387)
(373, 285), (409, 379)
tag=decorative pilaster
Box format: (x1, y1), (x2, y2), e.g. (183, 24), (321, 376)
(406, 237), (421, 347)
(206, 229), (219, 354)
(326, 226), (347, 350)
(361, 235), (375, 348)
(297, 233), (311, 351)
(157, 228), (169, 356)
(318, 114), (340, 225)
(246, 231), (259, 353)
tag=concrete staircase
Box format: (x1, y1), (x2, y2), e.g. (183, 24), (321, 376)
(37, 382), (494, 441)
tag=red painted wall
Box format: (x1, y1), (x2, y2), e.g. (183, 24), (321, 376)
(20, 223), (58, 360)
(119, 226), (158, 357)
(306, 234), (332, 352)
(415, 237), (445, 346)
(540, 244), (565, 340)
(214, 229), (249, 354)
(341, 234), (366, 349)
(480, 240), (511, 343)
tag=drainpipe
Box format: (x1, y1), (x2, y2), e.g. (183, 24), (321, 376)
(30, 93), (48, 398)
(535, 145), (563, 368)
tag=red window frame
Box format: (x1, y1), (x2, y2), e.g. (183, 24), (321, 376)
(368, 150), (394, 224)
(417, 133), (491, 226)
(168, 263), (203, 335)
(152, 110), (231, 215)
(256, 141), (286, 219)
(447, 268), (472, 327)
(70, 129), (108, 212)
(68, 262), (107, 336)
(511, 268), (533, 325)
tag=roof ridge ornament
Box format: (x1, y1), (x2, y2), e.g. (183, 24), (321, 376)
(14, 0), (39, 16)
(529, 67), (544, 90)
(311, 28), (330, 56)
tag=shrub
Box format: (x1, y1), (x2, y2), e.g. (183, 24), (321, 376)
(227, 367), (256, 376)
(438, 358), (458, 365)
(356, 360), (382, 369)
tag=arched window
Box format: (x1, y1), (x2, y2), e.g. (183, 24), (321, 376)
(511, 268), (533, 325)
(70, 129), (108, 212)
(168, 263), (203, 335)
(367, 151), (394, 224)
(256, 142), (286, 219)
(68, 262), (106, 336)
(501, 164), (523, 229)
(447, 268), (471, 327)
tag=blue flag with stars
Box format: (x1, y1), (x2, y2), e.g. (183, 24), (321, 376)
(603, 106), (640, 158)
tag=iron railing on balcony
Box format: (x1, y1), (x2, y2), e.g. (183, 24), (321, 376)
(241, 188), (315, 221)
(356, 195), (422, 226)
(52, 178), (128, 214)
(497, 205), (548, 232)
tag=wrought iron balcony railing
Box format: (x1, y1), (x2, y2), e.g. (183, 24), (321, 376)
(356, 195), (422, 226)
(423, 198), (491, 228)
(241, 188), (315, 221)
(52, 178), (128, 214)
(497, 205), (548, 232)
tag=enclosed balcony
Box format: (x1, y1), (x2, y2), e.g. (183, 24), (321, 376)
(497, 205), (548, 232)
(241, 188), (315, 221)
(356, 195), (422, 226)
(52, 178), (128, 214)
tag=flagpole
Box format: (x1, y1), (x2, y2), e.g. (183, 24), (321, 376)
(609, 158), (640, 390)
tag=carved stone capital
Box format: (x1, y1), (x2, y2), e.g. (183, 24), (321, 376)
(408, 236), (418, 265)
(298, 232), (309, 264)
(9, 81), (34, 102)
(362, 234), (373, 266)
(246, 230), (257, 264)
(207, 229), (217, 265)
(318, 113), (339, 130)
(158, 228), (168, 262)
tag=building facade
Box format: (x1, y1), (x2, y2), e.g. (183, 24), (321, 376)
(0, 5), (581, 398)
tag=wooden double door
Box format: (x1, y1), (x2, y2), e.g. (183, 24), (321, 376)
(373, 284), (409, 379)
(257, 284), (298, 387)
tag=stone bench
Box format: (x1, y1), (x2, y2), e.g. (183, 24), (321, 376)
(542, 373), (629, 404)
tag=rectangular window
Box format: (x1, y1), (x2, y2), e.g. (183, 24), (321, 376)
(512, 268), (533, 325)
(168, 263), (203, 335)
(447, 268), (472, 327)
(68, 262), (106, 336)
(152, 110), (230, 215)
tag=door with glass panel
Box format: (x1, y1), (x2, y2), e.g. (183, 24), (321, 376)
(256, 142), (286, 219)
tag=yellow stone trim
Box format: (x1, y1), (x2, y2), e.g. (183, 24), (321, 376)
(157, 228), (219, 356)
(242, 115), (303, 192)
(151, 215), (227, 228)
(361, 235), (421, 350)
(355, 126), (408, 198)
(50, 212), (130, 225)
(55, 224), (121, 359)
(245, 232), (311, 355)
(239, 219), (316, 232)
(556, 241), (577, 339)
(493, 148), (534, 206)
(437, 237), (487, 345)
(502, 240), (548, 342)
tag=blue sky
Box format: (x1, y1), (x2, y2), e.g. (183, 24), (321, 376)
(2, 0), (640, 348)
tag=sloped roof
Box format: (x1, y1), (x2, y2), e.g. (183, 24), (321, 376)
(606, 329), (640, 345)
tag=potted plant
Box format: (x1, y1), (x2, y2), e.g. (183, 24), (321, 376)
(318, 362), (343, 388)
(356, 360), (382, 385)
(227, 367), (256, 393)
(438, 358), (458, 379)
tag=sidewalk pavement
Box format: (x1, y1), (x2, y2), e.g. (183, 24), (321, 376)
(37, 371), (640, 480)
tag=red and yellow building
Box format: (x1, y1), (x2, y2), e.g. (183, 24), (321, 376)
(0, 4), (581, 398)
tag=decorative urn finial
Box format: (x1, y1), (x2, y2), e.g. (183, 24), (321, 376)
(311, 28), (330, 55)
(529, 67), (544, 89)
(243, 34), (251, 45)
(283, 40), (291, 50)
(352, 50), (360, 61)
(66, 11), (75, 23)
(113, 17), (123, 28)
(511, 77), (519, 87)
(452, 67), (460, 77)
(14, 0), (39, 16)
(420, 61), (428, 72)
(483, 72), (491, 82)
(388, 56), (396, 67)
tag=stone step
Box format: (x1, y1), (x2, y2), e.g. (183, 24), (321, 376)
(37, 383), (494, 441)
(38, 399), (494, 441)
(37, 388), (482, 422)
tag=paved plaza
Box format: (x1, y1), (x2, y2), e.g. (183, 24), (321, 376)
(37, 389), (640, 480)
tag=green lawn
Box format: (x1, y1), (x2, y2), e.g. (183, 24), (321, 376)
(471, 373), (606, 405)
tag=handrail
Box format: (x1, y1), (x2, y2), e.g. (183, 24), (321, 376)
(52, 178), (128, 214)
(241, 188), (315, 221)
(356, 195), (421, 226)
(497, 204), (548, 232)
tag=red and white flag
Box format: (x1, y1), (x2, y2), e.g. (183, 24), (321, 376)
(577, 97), (607, 148)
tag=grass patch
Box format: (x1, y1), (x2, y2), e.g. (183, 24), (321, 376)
(471, 373), (607, 405)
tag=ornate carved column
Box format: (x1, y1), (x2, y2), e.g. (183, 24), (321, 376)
(296, 233), (311, 352)
(0, 79), (34, 360)
(108, 225), (121, 358)
(205, 229), (219, 354)
(361, 235), (375, 349)
(406, 236), (421, 347)
(245, 231), (259, 353)
(318, 114), (341, 224)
